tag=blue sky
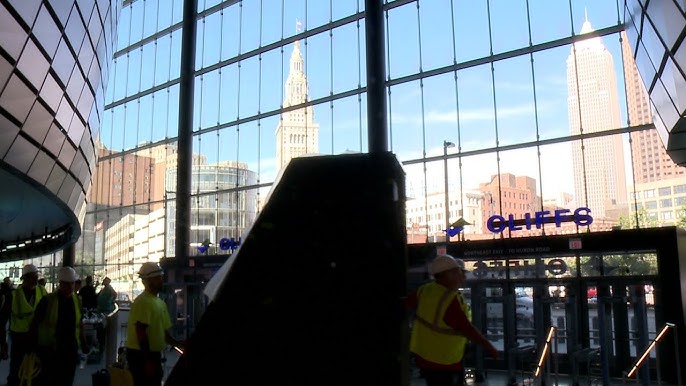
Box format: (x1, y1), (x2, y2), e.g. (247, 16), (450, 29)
(102, 0), (631, 201)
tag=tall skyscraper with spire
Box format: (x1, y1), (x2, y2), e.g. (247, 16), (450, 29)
(621, 31), (685, 182)
(566, 15), (627, 219)
(275, 21), (320, 170)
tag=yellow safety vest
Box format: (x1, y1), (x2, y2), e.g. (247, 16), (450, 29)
(455, 292), (471, 353)
(37, 292), (82, 350)
(10, 285), (48, 333)
(410, 282), (471, 365)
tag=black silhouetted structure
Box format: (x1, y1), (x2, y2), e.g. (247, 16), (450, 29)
(166, 152), (409, 386)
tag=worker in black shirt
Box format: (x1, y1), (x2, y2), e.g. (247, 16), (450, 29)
(78, 275), (97, 311)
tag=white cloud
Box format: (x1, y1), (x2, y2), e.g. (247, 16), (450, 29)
(392, 102), (553, 126)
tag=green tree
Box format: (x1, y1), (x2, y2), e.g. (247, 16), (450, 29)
(618, 207), (659, 229)
(676, 201), (686, 230)
(594, 208), (660, 277)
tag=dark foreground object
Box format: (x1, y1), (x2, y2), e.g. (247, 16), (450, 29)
(165, 152), (409, 386)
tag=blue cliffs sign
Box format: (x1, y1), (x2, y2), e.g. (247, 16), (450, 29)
(487, 207), (593, 234)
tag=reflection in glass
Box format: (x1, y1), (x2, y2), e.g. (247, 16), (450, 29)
(580, 254), (603, 276)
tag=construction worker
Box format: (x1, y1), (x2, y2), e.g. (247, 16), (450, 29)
(6, 264), (47, 386)
(406, 254), (499, 386)
(30, 266), (87, 386)
(126, 262), (183, 386)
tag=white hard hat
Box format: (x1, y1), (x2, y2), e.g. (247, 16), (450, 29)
(57, 266), (79, 283)
(430, 254), (465, 275)
(138, 262), (164, 279)
(21, 264), (39, 278)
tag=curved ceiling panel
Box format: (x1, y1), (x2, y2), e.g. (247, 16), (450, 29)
(0, 0), (120, 261)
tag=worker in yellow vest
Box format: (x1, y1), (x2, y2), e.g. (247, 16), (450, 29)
(406, 254), (498, 386)
(30, 266), (87, 386)
(126, 262), (184, 386)
(6, 264), (47, 386)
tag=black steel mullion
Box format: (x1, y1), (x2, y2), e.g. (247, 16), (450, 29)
(525, 0), (545, 234)
(104, 78), (178, 110)
(108, 0), (513, 115)
(175, 0), (198, 260)
(107, 1), (413, 111)
(98, 100), (650, 167)
(113, 22), (181, 60)
(233, 0), (243, 240)
(366, 0), (389, 154)
(329, 0), (334, 153)
(105, 14), (364, 111)
(87, 181), (276, 217)
(113, 0), (241, 60)
(568, 0), (590, 225)
(198, 11), (363, 77)
(486, 0), (504, 234)
(194, 88), (365, 136)
(402, 124), (655, 166)
(386, 23), (624, 87)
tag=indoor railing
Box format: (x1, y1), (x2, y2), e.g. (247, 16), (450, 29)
(623, 322), (681, 386)
(529, 326), (559, 386)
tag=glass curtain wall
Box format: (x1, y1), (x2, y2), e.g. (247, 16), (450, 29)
(10, 0), (683, 298)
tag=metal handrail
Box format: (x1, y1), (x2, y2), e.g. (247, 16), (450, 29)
(533, 326), (558, 385)
(512, 344), (536, 383)
(622, 322), (681, 386)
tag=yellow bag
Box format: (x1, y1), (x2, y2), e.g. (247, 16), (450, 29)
(109, 364), (134, 386)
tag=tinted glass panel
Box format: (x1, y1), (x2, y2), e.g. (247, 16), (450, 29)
(4, 134), (39, 173)
(0, 4), (28, 59)
(32, 6), (62, 58)
(23, 101), (53, 143)
(27, 150), (56, 184)
(17, 39), (50, 90)
(0, 75), (36, 123)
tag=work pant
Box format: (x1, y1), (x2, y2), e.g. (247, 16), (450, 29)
(127, 348), (163, 386)
(7, 331), (30, 386)
(35, 347), (78, 386)
(420, 368), (465, 386)
(0, 322), (8, 359)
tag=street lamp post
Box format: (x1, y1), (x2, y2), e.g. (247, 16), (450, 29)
(443, 140), (455, 242)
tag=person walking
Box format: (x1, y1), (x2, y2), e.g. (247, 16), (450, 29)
(96, 276), (117, 355)
(6, 264), (47, 386)
(29, 266), (87, 386)
(96, 277), (117, 315)
(406, 254), (499, 386)
(79, 275), (97, 311)
(126, 262), (183, 386)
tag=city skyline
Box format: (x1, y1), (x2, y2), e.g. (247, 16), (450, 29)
(102, 3), (627, 182)
(94, 13), (686, 223)
(5, 0), (686, 290)
(80, 1), (686, 263)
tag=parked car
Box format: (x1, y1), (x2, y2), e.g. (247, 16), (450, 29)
(587, 287), (598, 306)
(115, 293), (131, 310)
(516, 295), (534, 328)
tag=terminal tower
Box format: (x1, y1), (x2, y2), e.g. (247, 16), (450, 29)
(275, 24), (320, 170)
